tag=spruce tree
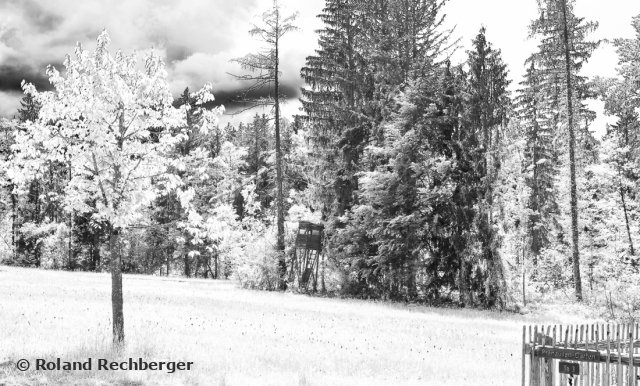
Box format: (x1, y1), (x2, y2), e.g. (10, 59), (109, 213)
(517, 60), (560, 268)
(300, 0), (370, 218)
(527, 0), (599, 300)
(314, 0), (455, 301)
(464, 27), (510, 307)
(594, 14), (640, 261)
(16, 93), (44, 266)
(231, 0), (298, 289)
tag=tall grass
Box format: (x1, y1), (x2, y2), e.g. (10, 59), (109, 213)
(0, 266), (587, 385)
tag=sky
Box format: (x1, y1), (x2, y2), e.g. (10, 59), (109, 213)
(0, 0), (639, 131)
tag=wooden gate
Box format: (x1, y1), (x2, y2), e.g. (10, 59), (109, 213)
(523, 323), (640, 385)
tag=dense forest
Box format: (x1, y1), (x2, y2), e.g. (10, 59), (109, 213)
(1, 0), (640, 320)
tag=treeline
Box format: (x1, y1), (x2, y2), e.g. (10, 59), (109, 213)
(1, 0), (640, 313)
(1, 102), (306, 280)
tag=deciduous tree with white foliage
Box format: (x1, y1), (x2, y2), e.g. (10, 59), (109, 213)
(10, 31), (222, 346)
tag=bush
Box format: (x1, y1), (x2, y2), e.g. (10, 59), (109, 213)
(591, 257), (640, 321)
(39, 223), (70, 269)
(234, 226), (281, 291)
(533, 247), (573, 292)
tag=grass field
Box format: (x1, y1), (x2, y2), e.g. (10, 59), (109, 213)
(0, 266), (596, 385)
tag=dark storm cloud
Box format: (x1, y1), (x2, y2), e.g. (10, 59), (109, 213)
(0, 0), (325, 118)
(0, 64), (53, 92)
(165, 45), (194, 63)
(210, 82), (301, 110)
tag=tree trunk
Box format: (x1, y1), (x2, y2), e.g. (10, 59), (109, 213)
(110, 107), (126, 347)
(11, 187), (17, 261)
(194, 259), (201, 277)
(274, 15), (287, 290)
(406, 261), (417, 300)
(486, 247), (507, 309)
(93, 232), (101, 271)
(33, 181), (41, 267)
(184, 254), (191, 277)
(206, 260), (215, 279)
(109, 227), (125, 346)
(458, 260), (473, 307)
(561, 0), (582, 301)
(620, 185), (635, 256)
(67, 161), (73, 270)
(214, 253), (218, 279)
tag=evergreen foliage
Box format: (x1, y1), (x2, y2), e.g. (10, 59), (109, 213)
(4, 3), (640, 316)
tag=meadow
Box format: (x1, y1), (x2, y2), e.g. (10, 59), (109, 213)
(0, 266), (594, 385)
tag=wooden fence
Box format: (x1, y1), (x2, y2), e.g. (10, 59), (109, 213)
(523, 323), (640, 385)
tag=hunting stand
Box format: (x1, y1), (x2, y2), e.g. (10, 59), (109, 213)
(291, 221), (324, 292)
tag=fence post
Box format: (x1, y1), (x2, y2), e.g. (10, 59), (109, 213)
(604, 324), (611, 386)
(543, 325), (552, 385)
(533, 325), (539, 386)
(617, 324), (623, 386)
(585, 324), (591, 386)
(531, 325), (536, 386)
(561, 325), (571, 385)
(596, 325), (600, 386)
(633, 321), (638, 386)
(580, 324), (585, 386)
(552, 325), (557, 386)
(627, 320), (636, 386)
(523, 325), (527, 386)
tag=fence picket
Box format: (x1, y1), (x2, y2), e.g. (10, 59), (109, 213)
(627, 324), (633, 386)
(606, 324), (611, 386)
(578, 324), (586, 386)
(633, 320), (638, 386)
(530, 325), (535, 386)
(617, 324), (622, 386)
(553, 325), (558, 386)
(565, 324), (570, 385)
(531, 326), (540, 386)
(586, 324), (591, 386)
(546, 325), (553, 386)
(624, 324), (628, 385)
(591, 324), (595, 386)
(523, 325), (527, 386)
(596, 324), (600, 386)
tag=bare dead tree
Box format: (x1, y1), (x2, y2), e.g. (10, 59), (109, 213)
(230, 0), (298, 290)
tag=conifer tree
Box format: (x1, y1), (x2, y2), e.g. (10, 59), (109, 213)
(15, 93), (44, 266)
(315, 0), (456, 301)
(237, 114), (273, 211)
(300, 0), (369, 218)
(517, 60), (560, 268)
(464, 27), (510, 307)
(232, 0), (298, 289)
(526, 0), (599, 300)
(594, 14), (640, 260)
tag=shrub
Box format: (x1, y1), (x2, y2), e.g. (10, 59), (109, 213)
(234, 230), (281, 291)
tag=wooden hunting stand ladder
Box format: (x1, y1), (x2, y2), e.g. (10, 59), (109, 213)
(523, 322), (640, 385)
(291, 221), (324, 292)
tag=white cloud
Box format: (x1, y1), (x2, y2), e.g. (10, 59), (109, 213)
(170, 52), (240, 95)
(445, 0), (640, 84)
(0, 0), (324, 117)
(0, 0), (638, 126)
(0, 91), (22, 118)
